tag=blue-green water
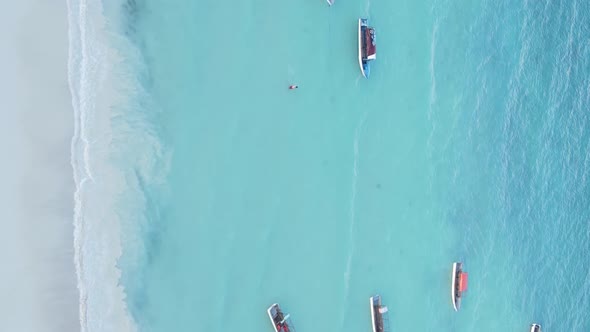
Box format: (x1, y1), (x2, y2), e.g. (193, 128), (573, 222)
(69, 0), (590, 331)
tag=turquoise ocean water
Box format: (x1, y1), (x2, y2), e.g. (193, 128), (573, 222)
(68, 0), (590, 331)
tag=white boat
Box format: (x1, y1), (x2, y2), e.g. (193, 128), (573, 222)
(451, 262), (468, 311)
(327, 0), (334, 5)
(369, 295), (389, 332)
(530, 323), (541, 332)
(267, 303), (294, 332)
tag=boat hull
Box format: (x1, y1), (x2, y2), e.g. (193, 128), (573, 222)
(268, 303), (294, 332)
(358, 18), (371, 78)
(530, 323), (541, 332)
(451, 262), (462, 311)
(369, 296), (378, 332)
(268, 304), (280, 332)
(369, 295), (387, 332)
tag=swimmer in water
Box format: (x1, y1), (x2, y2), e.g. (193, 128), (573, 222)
(289, 85), (298, 90)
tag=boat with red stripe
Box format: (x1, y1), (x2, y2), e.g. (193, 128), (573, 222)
(267, 303), (295, 332)
(451, 262), (468, 311)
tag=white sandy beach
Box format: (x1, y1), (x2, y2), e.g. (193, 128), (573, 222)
(0, 1), (79, 331)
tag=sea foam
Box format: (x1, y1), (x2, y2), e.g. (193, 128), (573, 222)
(67, 0), (169, 331)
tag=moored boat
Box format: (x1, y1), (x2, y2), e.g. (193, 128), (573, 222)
(327, 0), (334, 5)
(358, 18), (376, 78)
(369, 295), (389, 332)
(267, 303), (294, 332)
(530, 323), (541, 332)
(451, 262), (468, 311)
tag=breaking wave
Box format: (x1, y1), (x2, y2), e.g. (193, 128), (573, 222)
(67, 0), (169, 331)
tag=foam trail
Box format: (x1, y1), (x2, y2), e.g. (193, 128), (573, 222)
(343, 110), (368, 295)
(427, 19), (439, 124)
(287, 65), (296, 85)
(363, 0), (371, 17)
(425, 16), (440, 194)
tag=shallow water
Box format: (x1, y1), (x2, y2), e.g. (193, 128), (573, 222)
(69, 0), (590, 330)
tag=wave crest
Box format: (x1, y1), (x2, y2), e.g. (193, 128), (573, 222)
(67, 0), (169, 331)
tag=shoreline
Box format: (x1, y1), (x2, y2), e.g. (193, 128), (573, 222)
(0, 1), (79, 331)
